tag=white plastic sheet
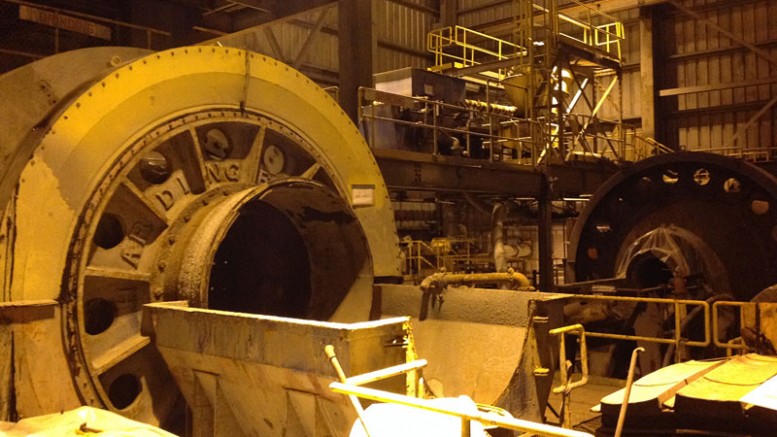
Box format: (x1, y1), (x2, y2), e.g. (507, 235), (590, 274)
(0, 406), (177, 437)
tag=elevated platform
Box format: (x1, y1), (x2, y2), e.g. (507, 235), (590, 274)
(372, 148), (619, 196)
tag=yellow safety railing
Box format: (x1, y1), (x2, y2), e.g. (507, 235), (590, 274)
(549, 324), (589, 429)
(359, 87), (543, 165)
(427, 25), (526, 74)
(403, 239), (437, 277)
(566, 295), (777, 362)
(432, 237), (480, 273)
(594, 22), (625, 59)
(571, 294), (711, 364)
(630, 134), (674, 161)
(705, 146), (777, 163)
(712, 300), (777, 351)
(545, 0), (625, 61)
(403, 237), (497, 281)
(325, 345), (594, 437)
(427, 6), (625, 72)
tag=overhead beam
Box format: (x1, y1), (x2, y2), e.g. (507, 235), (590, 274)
(666, 39), (777, 63)
(659, 77), (777, 97)
(666, 99), (776, 117)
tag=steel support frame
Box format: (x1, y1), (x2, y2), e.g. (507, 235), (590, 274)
(372, 149), (617, 197)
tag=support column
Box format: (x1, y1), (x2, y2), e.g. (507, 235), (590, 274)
(639, 6), (656, 140)
(538, 174), (554, 292)
(338, 0), (376, 122)
(651, 5), (677, 149)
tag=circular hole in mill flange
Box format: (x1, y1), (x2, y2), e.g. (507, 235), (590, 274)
(693, 168), (710, 186)
(94, 213), (125, 249)
(108, 374), (141, 409)
(662, 169), (679, 185)
(84, 298), (117, 335)
(724, 177), (741, 193)
(752, 200), (770, 215)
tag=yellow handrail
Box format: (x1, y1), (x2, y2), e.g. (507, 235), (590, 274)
(427, 25), (525, 70)
(325, 343), (595, 437)
(529, 0), (625, 60)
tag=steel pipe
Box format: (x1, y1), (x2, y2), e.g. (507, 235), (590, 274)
(419, 268), (532, 294)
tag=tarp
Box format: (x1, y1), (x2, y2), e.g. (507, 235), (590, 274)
(0, 406), (176, 437)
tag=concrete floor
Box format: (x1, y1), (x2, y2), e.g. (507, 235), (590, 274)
(545, 375), (626, 434)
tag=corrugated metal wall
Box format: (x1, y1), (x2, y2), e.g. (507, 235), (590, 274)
(209, 7), (340, 78)
(614, 9), (641, 121)
(458, 0), (514, 29)
(374, 0), (435, 72)
(212, 1), (434, 83)
(657, 0), (777, 155)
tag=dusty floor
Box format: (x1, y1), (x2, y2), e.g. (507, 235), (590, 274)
(545, 375), (626, 435)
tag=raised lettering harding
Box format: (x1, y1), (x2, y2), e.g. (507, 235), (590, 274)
(19, 5), (112, 41)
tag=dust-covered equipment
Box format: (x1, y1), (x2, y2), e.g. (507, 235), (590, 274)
(0, 45), (400, 428)
(0, 45), (579, 436)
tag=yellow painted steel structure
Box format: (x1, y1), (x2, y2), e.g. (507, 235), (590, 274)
(0, 46), (401, 426)
(326, 344), (594, 437)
